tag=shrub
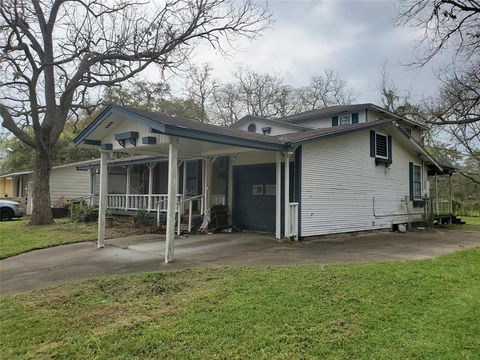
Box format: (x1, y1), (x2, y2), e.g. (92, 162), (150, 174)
(132, 209), (154, 227)
(71, 204), (97, 223)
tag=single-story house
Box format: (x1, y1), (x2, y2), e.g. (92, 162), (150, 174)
(0, 175), (13, 198)
(74, 102), (445, 263)
(0, 159), (97, 214)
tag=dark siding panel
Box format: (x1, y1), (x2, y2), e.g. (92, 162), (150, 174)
(370, 130), (376, 157)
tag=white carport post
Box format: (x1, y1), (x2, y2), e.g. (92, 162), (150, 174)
(284, 152), (290, 238)
(165, 136), (178, 263)
(97, 151), (108, 248)
(147, 163), (155, 211)
(276, 152), (282, 239)
(203, 157), (211, 213)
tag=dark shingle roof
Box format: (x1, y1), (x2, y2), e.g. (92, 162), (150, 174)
(275, 119), (393, 144)
(279, 104), (373, 123)
(117, 106), (284, 146)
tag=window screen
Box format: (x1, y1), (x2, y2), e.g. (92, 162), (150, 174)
(413, 165), (422, 199)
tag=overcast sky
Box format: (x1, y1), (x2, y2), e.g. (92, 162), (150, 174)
(178, 0), (450, 104)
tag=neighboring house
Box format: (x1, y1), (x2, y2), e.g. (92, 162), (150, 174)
(0, 176), (13, 198)
(73, 103), (445, 262)
(0, 159), (97, 215)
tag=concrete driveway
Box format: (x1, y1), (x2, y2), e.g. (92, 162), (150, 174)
(1, 229), (478, 295)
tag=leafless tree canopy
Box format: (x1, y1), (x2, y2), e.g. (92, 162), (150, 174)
(429, 63), (480, 162)
(397, 0), (480, 66)
(0, 0), (271, 224)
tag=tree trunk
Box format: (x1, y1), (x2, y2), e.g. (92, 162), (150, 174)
(29, 152), (54, 225)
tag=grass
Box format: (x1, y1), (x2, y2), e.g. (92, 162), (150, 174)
(1, 248), (479, 359)
(450, 216), (480, 232)
(0, 218), (147, 259)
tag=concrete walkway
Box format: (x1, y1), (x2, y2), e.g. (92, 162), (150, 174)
(1, 229), (478, 295)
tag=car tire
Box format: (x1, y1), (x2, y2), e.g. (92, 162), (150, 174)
(0, 208), (14, 221)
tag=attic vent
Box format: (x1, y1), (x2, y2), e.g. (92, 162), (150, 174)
(262, 126), (271, 135)
(248, 123), (257, 133)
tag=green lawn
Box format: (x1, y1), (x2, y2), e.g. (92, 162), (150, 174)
(0, 218), (145, 259)
(1, 248), (479, 359)
(450, 216), (480, 232)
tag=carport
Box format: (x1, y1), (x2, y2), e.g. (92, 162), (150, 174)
(74, 105), (299, 262)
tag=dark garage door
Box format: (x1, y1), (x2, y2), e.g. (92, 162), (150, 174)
(233, 163), (277, 232)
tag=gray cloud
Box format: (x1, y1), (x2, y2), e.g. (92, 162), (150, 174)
(178, 0), (450, 104)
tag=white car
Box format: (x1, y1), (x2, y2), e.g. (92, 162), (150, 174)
(0, 199), (24, 220)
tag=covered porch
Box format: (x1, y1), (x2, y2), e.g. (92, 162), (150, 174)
(74, 105), (299, 262)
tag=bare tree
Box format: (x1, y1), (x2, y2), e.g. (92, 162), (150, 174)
(397, 0), (480, 66)
(211, 83), (244, 126)
(234, 69), (288, 118)
(184, 63), (217, 123)
(427, 64), (480, 163)
(0, 0), (271, 224)
(300, 69), (358, 110)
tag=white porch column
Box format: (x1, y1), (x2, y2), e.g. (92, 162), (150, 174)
(125, 165), (131, 210)
(284, 152), (290, 238)
(97, 151), (108, 248)
(276, 152), (282, 239)
(147, 163), (154, 211)
(90, 169), (97, 206)
(165, 136), (178, 263)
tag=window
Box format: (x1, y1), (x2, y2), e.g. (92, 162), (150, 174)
(247, 123), (256, 133)
(339, 114), (351, 125)
(375, 133), (388, 158)
(413, 164), (422, 199)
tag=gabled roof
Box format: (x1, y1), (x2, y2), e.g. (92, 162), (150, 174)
(73, 105), (441, 170)
(74, 105), (286, 151)
(0, 159), (100, 178)
(276, 119), (392, 144)
(277, 103), (428, 130)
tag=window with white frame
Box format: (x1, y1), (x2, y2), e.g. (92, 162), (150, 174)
(375, 133), (388, 158)
(339, 114), (351, 125)
(413, 164), (422, 199)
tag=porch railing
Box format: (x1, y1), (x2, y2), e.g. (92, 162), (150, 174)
(433, 198), (453, 215)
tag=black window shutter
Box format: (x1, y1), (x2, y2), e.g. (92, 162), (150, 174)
(387, 135), (392, 163)
(352, 113), (359, 123)
(332, 116), (338, 126)
(409, 162), (414, 200)
(370, 130), (375, 157)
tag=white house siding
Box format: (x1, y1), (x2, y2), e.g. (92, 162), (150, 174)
(231, 150), (276, 166)
(299, 109), (368, 129)
(49, 166), (91, 205)
(233, 119), (303, 136)
(301, 129), (427, 236)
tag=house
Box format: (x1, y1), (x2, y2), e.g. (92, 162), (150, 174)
(74, 102), (444, 262)
(0, 159), (97, 215)
(0, 176), (13, 198)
